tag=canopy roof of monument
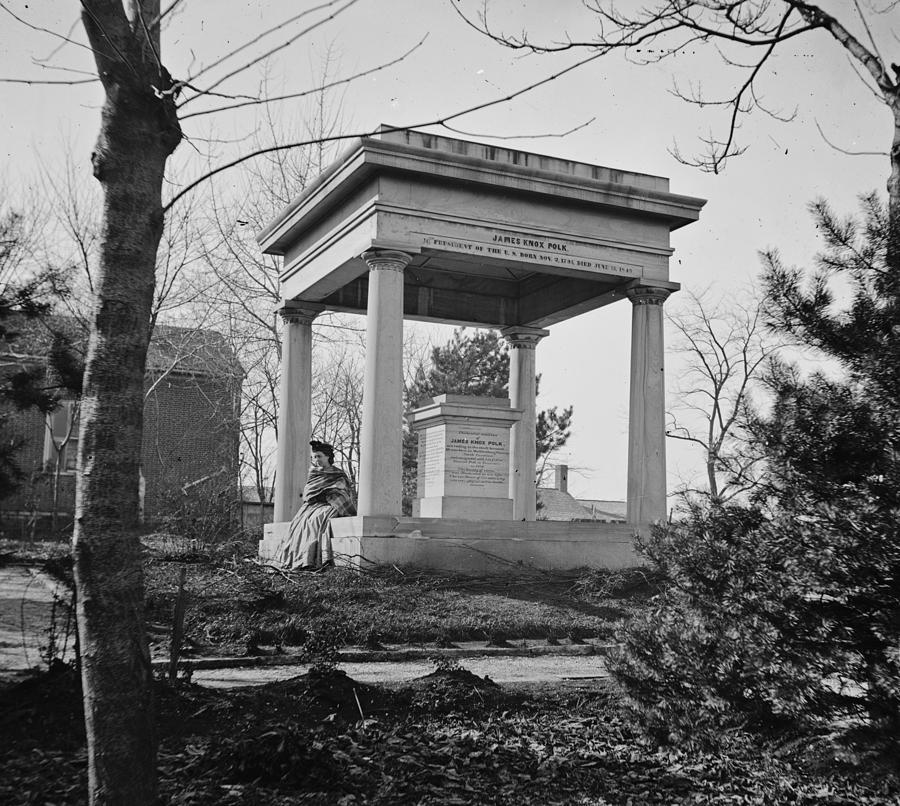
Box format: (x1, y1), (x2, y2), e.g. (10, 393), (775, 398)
(259, 127), (705, 328)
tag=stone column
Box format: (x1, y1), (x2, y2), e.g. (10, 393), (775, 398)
(501, 326), (549, 521)
(626, 286), (672, 524)
(273, 302), (324, 523)
(357, 250), (411, 516)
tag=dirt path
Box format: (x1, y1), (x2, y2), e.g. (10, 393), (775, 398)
(0, 566), (75, 685)
(192, 653), (610, 689)
(1, 564), (611, 691)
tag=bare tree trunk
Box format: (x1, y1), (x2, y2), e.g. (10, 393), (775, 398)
(888, 102), (900, 277)
(706, 455), (719, 502)
(51, 458), (61, 535)
(74, 3), (181, 803)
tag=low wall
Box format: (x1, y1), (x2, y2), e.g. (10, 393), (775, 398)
(261, 517), (644, 575)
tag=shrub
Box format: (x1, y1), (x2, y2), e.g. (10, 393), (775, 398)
(610, 500), (900, 748)
(155, 479), (240, 545)
(611, 197), (900, 751)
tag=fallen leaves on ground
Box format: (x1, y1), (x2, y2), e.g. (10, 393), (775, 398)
(3, 664), (896, 805)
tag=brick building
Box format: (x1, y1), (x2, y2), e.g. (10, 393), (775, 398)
(0, 315), (242, 537)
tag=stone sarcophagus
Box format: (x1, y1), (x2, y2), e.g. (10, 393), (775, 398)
(408, 395), (521, 520)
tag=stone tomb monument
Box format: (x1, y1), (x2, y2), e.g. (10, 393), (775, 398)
(409, 395), (520, 520)
(257, 127), (705, 573)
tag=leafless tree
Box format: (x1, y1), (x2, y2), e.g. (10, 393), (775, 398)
(43, 398), (80, 533)
(0, 2), (616, 799)
(0, 4), (391, 800)
(37, 145), (213, 332)
(187, 74), (363, 506)
(666, 289), (781, 503)
(312, 344), (365, 487)
(456, 1), (900, 267)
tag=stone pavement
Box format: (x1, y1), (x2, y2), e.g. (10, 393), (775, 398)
(0, 564), (610, 691)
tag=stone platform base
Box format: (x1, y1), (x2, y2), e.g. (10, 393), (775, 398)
(414, 495), (513, 519)
(259, 517), (643, 575)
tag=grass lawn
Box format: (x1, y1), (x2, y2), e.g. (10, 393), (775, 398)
(2, 534), (656, 656)
(144, 544), (652, 656)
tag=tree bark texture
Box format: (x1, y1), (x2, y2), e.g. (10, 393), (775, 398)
(75, 3), (181, 803)
(887, 100), (900, 279)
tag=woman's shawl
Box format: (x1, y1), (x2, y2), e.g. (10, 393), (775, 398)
(302, 467), (356, 516)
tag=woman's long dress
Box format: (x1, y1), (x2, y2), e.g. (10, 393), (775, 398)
(276, 467), (356, 570)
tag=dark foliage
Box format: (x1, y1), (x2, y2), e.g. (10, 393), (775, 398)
(611, 196), (900, 750)
(0, 211), (84, 500)
(406, 329), (509, 405)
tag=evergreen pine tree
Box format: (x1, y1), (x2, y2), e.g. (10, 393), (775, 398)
(610, 196), (900, 747)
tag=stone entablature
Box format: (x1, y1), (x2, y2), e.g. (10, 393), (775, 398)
(257, 127), (704, 331)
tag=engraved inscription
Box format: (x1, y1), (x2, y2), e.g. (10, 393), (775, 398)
(420, 233), (639, 277)
(444, 427), (508, 495)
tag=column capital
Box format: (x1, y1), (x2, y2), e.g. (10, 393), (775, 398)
(500, 325), (550, 350)
(277, 301), (325, 325)
(625, 286), (673, 306)
(362, 249), (413, 273)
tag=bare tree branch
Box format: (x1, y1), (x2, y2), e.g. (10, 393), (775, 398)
(155, 0), (185, 27)
(853, 0), (887, 65)
(815, 119), (888, 157)
(0, 1), (114, 61)
(164, 47), (608, 212)
(178, 0), (361, 107)
(0, 76), (97, 85)
(28, 59), (97, 78)
(455, 0), (897, 175)
(440, 117), (596, 140)
(179, 35), (428, 120)
(79, 0), (139, 79)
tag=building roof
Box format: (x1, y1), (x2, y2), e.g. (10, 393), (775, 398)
(536, 487), (593, 521)
(535, 487), (628, 523)
(577, 498), (628, 521)
(1, 314), (243, 378)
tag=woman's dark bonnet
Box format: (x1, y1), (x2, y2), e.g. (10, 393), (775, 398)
(310, 440), (335, 463)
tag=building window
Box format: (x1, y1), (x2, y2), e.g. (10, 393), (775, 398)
(43, 399), (80, 473)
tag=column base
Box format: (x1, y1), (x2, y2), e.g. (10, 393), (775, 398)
(258, 521), (289, 563)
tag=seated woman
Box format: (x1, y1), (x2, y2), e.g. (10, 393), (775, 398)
(276, 440), (356, 570)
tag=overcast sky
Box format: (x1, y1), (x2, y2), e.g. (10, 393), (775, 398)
(1, 0), (891, 499)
